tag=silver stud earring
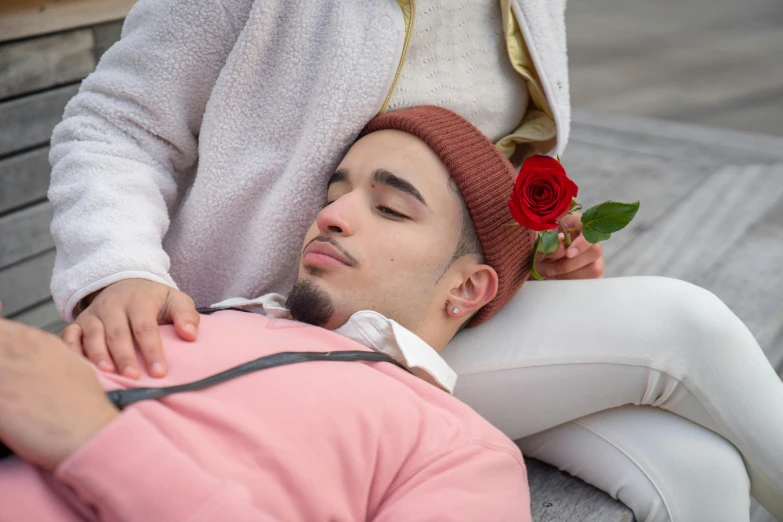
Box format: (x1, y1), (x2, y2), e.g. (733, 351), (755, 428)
(452, 307), (460, 315)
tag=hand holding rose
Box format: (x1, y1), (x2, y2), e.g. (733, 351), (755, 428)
(508, 155), (639, 280)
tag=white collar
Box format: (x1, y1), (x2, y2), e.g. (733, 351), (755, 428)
(210, 294), (457, 393)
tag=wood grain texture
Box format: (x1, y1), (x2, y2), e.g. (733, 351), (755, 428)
(0, 0), (136, 44)
(0, 249), (55, 317)
(525, 458), (635, 522)
(0, 146), (50, 214)
(0, 201), (54, 269)
(92, 20), (124, 62)
(567, 0), (783, 137)
(10, 299), (66, 334)
(0, 29), (94, 100)
(0, 83), (78, 157)
(571, 110), (783, 167)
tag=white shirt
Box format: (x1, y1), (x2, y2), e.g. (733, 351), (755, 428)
(211, 294), (458, 394)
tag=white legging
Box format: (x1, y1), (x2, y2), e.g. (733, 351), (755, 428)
(443, 276), (783, 521)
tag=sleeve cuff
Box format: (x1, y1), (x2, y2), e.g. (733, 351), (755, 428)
(64, 271), (176, 322)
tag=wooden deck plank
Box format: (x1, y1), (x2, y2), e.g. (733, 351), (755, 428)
(0, 146), (50, 214)
(567, 0), (783, 137)
(524, 458), (634, 522)
(0, 201), (54, 269)
(92, 20), (124, 63)
(602, 164), (783, 280)
(0, 249), (56, 317)
(10, 299), (66, 334)
(570, 110), (783, 166)
(572, 28), (783, 119)
(689, 89), (783, 136)
(0, 0), (135, 44)
(562, 141), (714, 257)
(0, 84), (79, 157)
(0, 29), (94, 100)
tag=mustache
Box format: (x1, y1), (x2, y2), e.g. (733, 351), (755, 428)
(303, 236), (359, 266)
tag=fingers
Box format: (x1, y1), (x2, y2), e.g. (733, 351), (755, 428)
(165, 292), (200, 342)
(558, 211), (582, 229)
(128, 304), (166, 378)
(67, 279), (190, 379)
(61, 324), (85, 355)
(102, 310), (142, 378)
(78, 314), (118, 374)
(551, 257), (606, 280)
(538, 242), (605, 280)
(564, 234), (591, 259)
(542, 231), (591, 262)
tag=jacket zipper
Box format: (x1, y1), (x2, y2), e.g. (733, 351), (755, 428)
(378, 0), (415, 114)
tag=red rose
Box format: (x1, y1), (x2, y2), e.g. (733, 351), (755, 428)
(507, 155), (579, 231)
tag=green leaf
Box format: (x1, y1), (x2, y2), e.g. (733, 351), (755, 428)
(537, 230), (560, 255)
(582, 227), (612, 244)
(581, 201), (640, 234)
(568, 199), (580, 212)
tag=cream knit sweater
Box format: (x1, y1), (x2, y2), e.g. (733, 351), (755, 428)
(388, 0), (529, 143)
(49, 0), (570, 320)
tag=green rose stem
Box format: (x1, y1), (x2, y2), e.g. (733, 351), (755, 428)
(558, 220), (573, 248)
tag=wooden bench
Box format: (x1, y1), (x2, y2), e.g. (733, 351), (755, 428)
(2, 6), (782, 521)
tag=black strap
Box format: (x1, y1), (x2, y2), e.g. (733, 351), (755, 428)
(106, 350), (408, 408)
(196, 305), (254, 315)
(0, 344), (407, 459)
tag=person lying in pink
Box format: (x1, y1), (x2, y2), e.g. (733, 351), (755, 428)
(0, 107), (537, 521)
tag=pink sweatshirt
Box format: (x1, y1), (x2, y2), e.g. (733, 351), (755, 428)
(0, 311), (530, 521)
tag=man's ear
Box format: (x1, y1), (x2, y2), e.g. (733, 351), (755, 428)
(448, 263), (499, 317)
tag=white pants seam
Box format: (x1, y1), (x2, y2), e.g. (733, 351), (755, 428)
(570, 418), (675, 522)
(459, 361), (686, 381)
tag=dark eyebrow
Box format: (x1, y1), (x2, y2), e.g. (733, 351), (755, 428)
(327, 168), (349, 187)
(371, 168), (428, 207)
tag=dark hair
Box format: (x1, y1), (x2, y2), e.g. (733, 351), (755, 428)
(448, 178), (484, 264)
(445, 178), (485, 333)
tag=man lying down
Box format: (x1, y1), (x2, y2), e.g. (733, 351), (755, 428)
(0, 107), (538, 521)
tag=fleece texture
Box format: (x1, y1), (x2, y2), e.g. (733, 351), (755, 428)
(48, 0), (570, 320)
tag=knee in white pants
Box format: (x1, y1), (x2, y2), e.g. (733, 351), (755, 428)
(634, 277), (758, 368)
(517, 406), (750, 522)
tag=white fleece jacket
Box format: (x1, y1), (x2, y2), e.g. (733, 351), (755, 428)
(48, 0), (570, 320)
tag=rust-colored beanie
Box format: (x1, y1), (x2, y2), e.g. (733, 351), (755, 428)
(361, 106), (536, 326)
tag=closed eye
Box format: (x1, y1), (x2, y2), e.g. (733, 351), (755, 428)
(378, 206), (409, 219)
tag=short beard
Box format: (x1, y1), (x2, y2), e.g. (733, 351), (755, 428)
(285, 279), (335, 327)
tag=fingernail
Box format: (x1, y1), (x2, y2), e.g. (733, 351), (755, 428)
(151, 362), (165, 376)
(97, 360), (114, 372)
(567, 248), (578, 258)
(183, 323), (197, 335)
(122, 365), (139, 379)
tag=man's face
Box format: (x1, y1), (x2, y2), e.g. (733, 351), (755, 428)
(290, 130), (467, 332)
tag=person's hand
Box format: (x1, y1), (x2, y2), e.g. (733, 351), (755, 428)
(536, 212), (605, 280)
(0, 309), (119, 471)
(63, 279), (199, 379)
